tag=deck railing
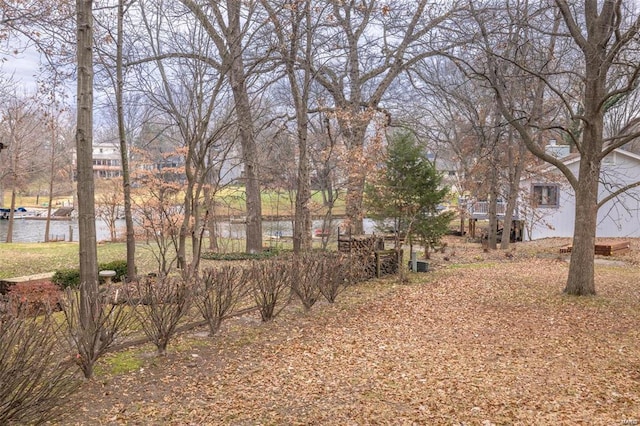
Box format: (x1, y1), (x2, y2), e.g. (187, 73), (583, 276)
(470, 201), (507, 216)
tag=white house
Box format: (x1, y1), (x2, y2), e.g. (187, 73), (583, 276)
(520, 148), (640, 240)
(92, 143), (122, 178)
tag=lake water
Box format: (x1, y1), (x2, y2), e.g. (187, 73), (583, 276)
(0, 217), (379, 243)
(0, 218), (112, 243)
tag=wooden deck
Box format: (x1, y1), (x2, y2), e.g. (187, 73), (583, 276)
(559, 241), (630, 256)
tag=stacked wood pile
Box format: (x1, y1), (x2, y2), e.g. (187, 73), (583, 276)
(559, 241), (630, 256)
(374, 250), (402, 277)
(337, 230), (399, 278)
(337, 234), (384, 254)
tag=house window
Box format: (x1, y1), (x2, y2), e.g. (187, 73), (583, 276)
(532, 184), (559, 208)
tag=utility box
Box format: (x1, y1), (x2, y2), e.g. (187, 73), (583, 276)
(408, 260), (429, 272)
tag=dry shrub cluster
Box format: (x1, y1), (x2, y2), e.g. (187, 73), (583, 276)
(249, 259), (292, 322)
(100, 251), (360, 358)
(195, 265), (249, 336)
(290, 254), (323, 311)
(59, 287), (133, 378)
(128, 271), (192, 356)
(0, 312), (77, 425)
(291, 252), (355, 307)
(0, 250), (368, 422)
(250, 252), (358, 320)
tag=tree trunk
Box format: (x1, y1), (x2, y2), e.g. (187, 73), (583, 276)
(290, 1), (313, 253)
(116, 0), (136, 281)
(340, 123), (367, 235)
(293, 120), (312, 252)
(44, 114), (56, 243)
(227, 3), (262, 253)
(6, 186), (16, 243)
(44, 179), (54, 242)
(177, 172), (194, 269)
(204, 186), (219, 252)
(501, 142), (526, 249)
(487, 150), (499, 249)
(564, 151), (600, 296)
(190, 197), (203, 271)
(76, 0), (99, 378)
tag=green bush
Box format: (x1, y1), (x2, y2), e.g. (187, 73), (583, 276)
(99, 260), (129, 282)
(52, 268), (80, 289)
(52, 260), (129, 289)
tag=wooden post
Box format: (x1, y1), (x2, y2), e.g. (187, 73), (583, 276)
(469, 219), (476, 239)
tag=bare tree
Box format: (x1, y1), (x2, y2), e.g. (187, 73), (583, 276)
(402, 57), (513, 248)
(41, 87), (73, 243)
(75, 0), (101, 376)
(93, 0), (138, 279)
(176, 0), (265, 253)
(464, 0), (640, 295)
(308, 0), (464, 233)
(135, 1), (233, 269)
(0, 93), (46, 242)
(261, 0), (326, 252)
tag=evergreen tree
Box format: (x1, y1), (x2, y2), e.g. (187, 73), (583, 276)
(366, 132), (452, 258)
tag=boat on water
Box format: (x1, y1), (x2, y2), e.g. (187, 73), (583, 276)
(0, 207), (43, 220)
(313, 228), (331, 238)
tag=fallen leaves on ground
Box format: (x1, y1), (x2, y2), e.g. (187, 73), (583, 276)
(60, 241), (640, 425)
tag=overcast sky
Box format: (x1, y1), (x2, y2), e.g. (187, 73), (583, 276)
(2, 43), (42, 93)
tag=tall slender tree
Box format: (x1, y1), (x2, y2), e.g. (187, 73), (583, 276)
(176, 0), (264, 253)
(75, 0), (100, 377)
(261, 0), (324, 252)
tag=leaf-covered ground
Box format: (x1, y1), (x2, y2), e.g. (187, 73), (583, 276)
(60, 240), (640, 425)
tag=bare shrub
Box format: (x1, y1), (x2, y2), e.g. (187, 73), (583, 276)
(317, 253), (351, 303)
(59, 287), (133, 378)
(250, 259), (290, 322)
(290, 253), (323, 311)
(129, 270), (192, 356)
(0, 313), (77, 424)
(195, 266), (249, 336)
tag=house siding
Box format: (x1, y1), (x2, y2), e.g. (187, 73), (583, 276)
(520, 149), (640, 240)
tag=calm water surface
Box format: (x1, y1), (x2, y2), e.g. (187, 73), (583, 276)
(0, 218), (378, 243)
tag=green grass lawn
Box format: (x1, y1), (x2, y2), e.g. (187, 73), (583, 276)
(213, 186), (345, 217)
(3, 187), (346, 218)
(0, 242), (162, 279)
